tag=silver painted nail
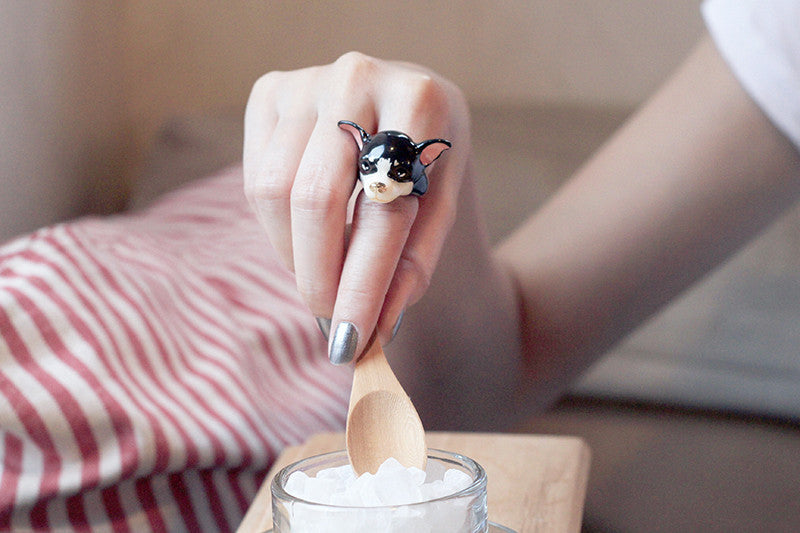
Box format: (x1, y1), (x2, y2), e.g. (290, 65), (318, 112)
(389, 310), (405, 343)
(315, 317), (332, 340)
(330, 321), (358, 365)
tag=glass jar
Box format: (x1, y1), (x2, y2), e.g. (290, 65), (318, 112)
(270, 449), (493, 533)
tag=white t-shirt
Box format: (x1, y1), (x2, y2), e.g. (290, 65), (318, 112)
(703, 0), (800, 153)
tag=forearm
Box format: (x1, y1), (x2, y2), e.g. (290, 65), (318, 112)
(497, 37), (800, 380)
(391, 36), (800, 431)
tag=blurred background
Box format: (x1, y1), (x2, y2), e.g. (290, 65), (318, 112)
(0, 0), (703, 243)
(5, 2), (800, 531)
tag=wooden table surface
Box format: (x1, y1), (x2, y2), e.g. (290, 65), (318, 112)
(237, 431), (590, 533)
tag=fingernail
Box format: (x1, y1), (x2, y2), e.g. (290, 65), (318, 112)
(330, 321), (358, 365)
(389, 310), (405, 343)
(315, 317), (332, 340)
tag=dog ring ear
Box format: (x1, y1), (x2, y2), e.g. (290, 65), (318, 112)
(338, 120), (371, 150)
(416, 138), (452, 166)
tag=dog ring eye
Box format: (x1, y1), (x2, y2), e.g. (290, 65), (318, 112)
(360, 160), (371, 172)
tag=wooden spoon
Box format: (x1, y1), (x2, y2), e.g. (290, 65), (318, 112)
(345, 335), (427, 475)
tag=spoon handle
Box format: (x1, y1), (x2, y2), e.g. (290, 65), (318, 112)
(349, 336), (403, 402)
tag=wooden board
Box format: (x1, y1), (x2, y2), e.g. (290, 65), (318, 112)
(237, 431), (590, 533)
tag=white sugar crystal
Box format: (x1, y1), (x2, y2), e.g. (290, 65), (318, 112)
(284, 471), (309, 497)
(282, 457), (477, 532)
(443, 468), (472, 490)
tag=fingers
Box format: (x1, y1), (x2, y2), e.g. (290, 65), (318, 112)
(243, 52), (470, 365)
(288, 55), (378, 321)
(373, 70), (464, 332)
(244, 70), (317, 272)
(247, 116), (317, 271)
(329, 194), (419, 364)
(328, 69), (463, 363)
(289, 114), (366, 319)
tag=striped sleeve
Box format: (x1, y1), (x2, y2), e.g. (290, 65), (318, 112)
(0, 165), (352, 532)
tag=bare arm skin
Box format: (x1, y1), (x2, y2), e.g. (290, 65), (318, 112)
(393, 36), (800, 430)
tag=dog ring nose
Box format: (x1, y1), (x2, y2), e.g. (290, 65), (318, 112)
(369, 182), (387, 194)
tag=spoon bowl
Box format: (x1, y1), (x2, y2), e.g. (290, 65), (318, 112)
(345, 337), (426, 475)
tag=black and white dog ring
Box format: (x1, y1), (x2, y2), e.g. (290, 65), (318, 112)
(338, 120), (451, 203)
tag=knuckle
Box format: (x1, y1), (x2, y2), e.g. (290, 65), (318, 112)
(243, 162), (292, 207)
(336, 283), (379, 322)
(249, 71), (283, 101)
(331, 51), (379, 98)
(392, 201), (419, 231)
(396, 252), (433, 295)
(294, 272), (336, 312)
(404, 75), (451, 124)
(358, 197), (418, 230)
(334, 51), (378, 76)
(290, 170), (341, 215)
(342, 282), (373, 303)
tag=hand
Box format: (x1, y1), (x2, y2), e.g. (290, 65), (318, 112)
(243, 52), (471, 364)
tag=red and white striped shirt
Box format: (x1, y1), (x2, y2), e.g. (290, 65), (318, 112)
(0, 166), (352, 531)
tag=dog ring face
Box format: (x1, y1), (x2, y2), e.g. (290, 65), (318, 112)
(338, 120), (452, 203)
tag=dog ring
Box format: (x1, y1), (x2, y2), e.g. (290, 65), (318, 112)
(338, 120), (451, 203)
